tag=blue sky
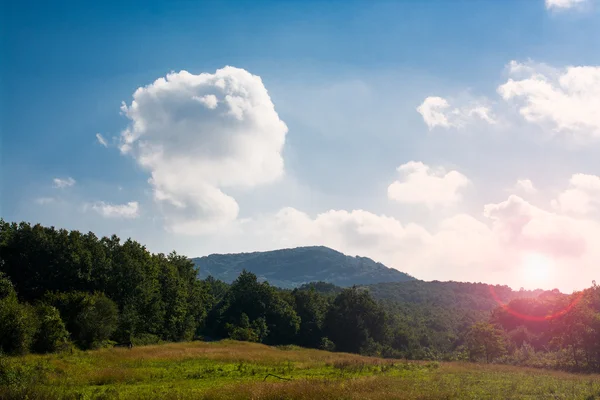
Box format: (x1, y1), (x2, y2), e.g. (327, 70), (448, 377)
(2, 0), (600, 291)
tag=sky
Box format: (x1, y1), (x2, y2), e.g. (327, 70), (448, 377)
(2, 0), (600, 292)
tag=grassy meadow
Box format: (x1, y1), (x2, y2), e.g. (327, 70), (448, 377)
(1, 340), (599, 400)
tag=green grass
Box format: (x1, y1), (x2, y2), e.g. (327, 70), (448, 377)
(1, 340), (599, 399)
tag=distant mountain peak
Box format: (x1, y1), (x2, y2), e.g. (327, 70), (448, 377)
(192, 246), (415, 288)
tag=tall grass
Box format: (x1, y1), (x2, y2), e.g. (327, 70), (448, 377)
(1, 340), (598, 399)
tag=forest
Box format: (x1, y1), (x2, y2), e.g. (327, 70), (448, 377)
(1, 220), (599, 373)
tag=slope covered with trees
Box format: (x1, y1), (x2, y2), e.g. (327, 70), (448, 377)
(1, 221), (599, 373)
(192, 246), (415, 288)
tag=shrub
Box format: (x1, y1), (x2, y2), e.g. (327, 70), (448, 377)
(132, 333), (161, 346)
(319, 337), (336, 352)
(32, 304), (69, 353)
(0, 298), (38, 355)
(76, 294), (118, 349)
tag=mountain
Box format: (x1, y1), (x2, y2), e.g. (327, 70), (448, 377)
(192, 246), (415, 288)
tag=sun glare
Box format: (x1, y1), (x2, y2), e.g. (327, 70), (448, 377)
(521, 253), (555, 286)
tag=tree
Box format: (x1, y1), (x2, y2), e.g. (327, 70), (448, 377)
(0, 272), (37, 354)
(226, 313), (262, 342)
(207, 270), (299, 344)
(45, 291), (118, 349)
(0, 274), (38, 355)
(0, 300), (37, 355)
(466, 322), (507, 363)
(76, 293), (119, 348)
(324, 287), (387, 353)
(292, 288), (328, 348)
(32, 304), (69, 353)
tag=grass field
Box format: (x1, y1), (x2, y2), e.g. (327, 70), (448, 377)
(1, 340), (599, 399)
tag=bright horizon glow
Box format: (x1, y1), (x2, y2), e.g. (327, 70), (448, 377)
(521, 253), (556, 288)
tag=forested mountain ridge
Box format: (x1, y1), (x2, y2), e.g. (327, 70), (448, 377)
(365, 280), (545, 311)
(192, 246), (415, 288)
(1, 220), (599, 373)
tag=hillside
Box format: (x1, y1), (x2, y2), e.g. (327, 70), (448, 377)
(192, 246), (415, 288)
(364, 280), (546, 311)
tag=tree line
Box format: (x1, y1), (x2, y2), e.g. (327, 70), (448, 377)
(1, 221), (598, 372)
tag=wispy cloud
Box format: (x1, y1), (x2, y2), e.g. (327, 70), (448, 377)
(87, 201), (140, 219)
(417, 96), (496, 130)
(545, 0), (588, 10)
(96, 133), (108, 147)
(53, 177), (76, 188)
(35, 197), (55, 205)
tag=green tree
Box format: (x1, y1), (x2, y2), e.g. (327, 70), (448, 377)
(209, 270), (299, 344)
(0, 274), (38, 355)
(292, 288), (328, 348)
(324, 287), (387, 353)
(32, 303), (69, 353)
(466, 322), (507, 363)
(45, 291), (118, 349)
(76, 293), (119, 348)
(226, 313), (260, 342)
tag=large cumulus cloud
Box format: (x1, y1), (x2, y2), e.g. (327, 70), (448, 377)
(119, 67), (288, 233)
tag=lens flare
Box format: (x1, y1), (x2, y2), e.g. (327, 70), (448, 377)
(488, 285), (583, 322)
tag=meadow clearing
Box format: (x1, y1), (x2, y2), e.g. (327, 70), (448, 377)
(1, 340), (599, 400)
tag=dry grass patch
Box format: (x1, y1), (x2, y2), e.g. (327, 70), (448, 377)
(1, 340), (599, 400)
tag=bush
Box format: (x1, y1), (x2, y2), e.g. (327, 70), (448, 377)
(319, 337), (336, 352)
(227, 326), (260, 342)
(132, 333), (161, 346)
(360, 337), (383, 357)
(0, 298), (38, 355)
(32, 304), (69, 353)
(45, 291), (119, 349)
(76, 294), (118, 349)
(0, 272), (16, 300)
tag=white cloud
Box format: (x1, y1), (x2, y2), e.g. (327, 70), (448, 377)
(252, 206), (501, 286)
(251, 186), (599, 291)
(192, 94), (218, 109)
(498, 61), (600, 139)
(515, 179), (537, 194)
(483, 195), (587, 259)
(387, 161), (470, 208)
(88, 201), (140, 219)
(35, 197), (55, 205)
(118, 66), (288, 234)
(96, 133), (108, 147)
(545, 0), (587, 9)
(53, 177), (76, 188)
(551, 173), (600, 214)
(417, 96), (496, 129)
(263, 207), (432, 270)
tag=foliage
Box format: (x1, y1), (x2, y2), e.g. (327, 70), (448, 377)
(324, 287), (387, 353)
(292, 288), (328, 348)
(0, 296), (38, 355)
(76, 293), (119, 348)
(32, 303), (69, 353)
(210, 271), (300, 344)
(466, 322), (507, 362)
